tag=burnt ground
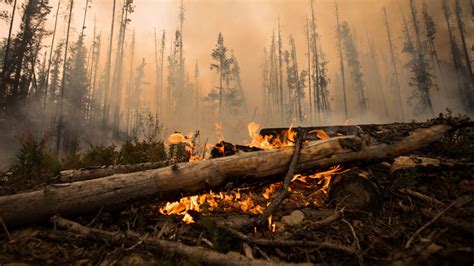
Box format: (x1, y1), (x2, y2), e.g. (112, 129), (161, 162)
(0, 123), (473, 265)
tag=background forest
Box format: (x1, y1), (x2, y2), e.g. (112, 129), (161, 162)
(0, 0), (472, 174)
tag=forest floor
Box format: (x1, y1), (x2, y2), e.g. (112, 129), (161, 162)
(0, 119), (473, 265)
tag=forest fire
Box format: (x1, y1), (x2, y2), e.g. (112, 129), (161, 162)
(160, 124), (344, 224)
(0, 0), (472, 263)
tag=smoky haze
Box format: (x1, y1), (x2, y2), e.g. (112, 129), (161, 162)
(0, 0), (472, 166)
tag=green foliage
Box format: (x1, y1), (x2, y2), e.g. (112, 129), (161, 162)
(118, 138), (167, 165)
(61, 150), (83, 170)
(11, 133), (61, 185)
(81, 144), (118, 166)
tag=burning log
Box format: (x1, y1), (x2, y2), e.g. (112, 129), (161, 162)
(0, 123), (462, 226)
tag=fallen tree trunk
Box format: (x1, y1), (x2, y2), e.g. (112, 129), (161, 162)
(0, 123), (456, 226)
(56, 160), (173, 183)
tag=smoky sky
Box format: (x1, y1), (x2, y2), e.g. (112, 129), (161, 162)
(1, 0), (472, 122)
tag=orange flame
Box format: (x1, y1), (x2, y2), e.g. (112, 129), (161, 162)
(160, 126), (344, 227)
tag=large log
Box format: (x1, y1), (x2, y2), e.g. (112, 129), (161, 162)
(56, 160), (173, 183)
(0, 124), (454, 226)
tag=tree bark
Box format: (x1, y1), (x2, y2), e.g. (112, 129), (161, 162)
(57, 160), (173, 183)
(0, 124), (455, 226)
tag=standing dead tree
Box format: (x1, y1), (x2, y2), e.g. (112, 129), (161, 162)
(334, 0), (348, 120)
(383, 7), (404, 121)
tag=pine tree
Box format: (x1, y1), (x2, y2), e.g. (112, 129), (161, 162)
(210, 32), (232, 118)
(49, 42), (63, 105)
(284, 35), (304, 122)
(3, 0), (51, 118)
(402, 1), (434, 114)
(230, 53), (248, 115)
(422, 1), (447, 95)
(454, 0), (472, 79)
(62, 35), (89, 152)
(340, 21), (367, 116)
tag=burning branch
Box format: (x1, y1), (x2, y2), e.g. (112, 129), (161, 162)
(254, 129), (305, 227)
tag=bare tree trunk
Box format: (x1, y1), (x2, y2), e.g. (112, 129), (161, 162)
(335, 0), (348, 120)
(153, 28), (159, 118)
(101, 0), (116, 131)
(310, 0), (321, 123)
(0, 0), (17, 112)
(305, 16), (313, 125)
(41, 0), (60, 112)
(56, 0), (74, 153)
(365, 27), (389, 120)
(111, 2), (131, 138)
(277, 19), (284, 124)
(126, 30), (135, 136)
(80, 0), (89, 37)
(159, 30), (165, 120)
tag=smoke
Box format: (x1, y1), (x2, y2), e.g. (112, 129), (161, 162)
(0, 0), (472, 167)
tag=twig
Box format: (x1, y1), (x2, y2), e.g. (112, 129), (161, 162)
(201, 137), (209, 158)
(421, 208), (474, 234)
(399, 189), (443, 207)
(155, 220), (169, 239)
(254, 129), (305, 226)
(253, 245), (271, 261)
(86, 206), (104, 226)
(125, 233), (149, 251)
(216, 222), (358, 257)
(405, 196), (463, 248)
(0, 217), (13, 241)
(342, 219), (364, 266)
(288, 209), (343, 239)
